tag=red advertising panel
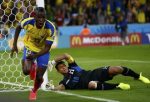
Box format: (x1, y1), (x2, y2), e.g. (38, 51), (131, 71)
(128, 33), (142, 45)
(70, 33), (142, 48)
(70, 34), (121, 47)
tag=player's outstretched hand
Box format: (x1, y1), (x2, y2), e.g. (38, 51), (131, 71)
(10, 45), (18, 58)
(46, 80), (55, 90)
(48, 60), (55, 72)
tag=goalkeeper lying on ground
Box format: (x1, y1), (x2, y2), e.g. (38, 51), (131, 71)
(48, 53), (150, 90)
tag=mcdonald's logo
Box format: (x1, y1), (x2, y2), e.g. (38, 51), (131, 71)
(130, 34), (141, 43)
(71, 36), (82, 46)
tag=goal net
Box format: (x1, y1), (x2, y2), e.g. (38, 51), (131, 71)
(0, 0), (48, 92)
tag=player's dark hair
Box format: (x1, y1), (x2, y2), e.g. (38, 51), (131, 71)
(55, 61), (65, 70)
(34, 7), (46, 15)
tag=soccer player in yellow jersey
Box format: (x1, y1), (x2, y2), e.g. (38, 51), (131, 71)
(48, 53), (150, 90)
(11, 7), (56, 100)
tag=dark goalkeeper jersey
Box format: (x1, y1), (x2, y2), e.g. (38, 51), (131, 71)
(59, 61), (90, 89)
(59, 56), (111, 89)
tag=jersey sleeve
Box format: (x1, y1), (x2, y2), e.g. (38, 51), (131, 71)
(20, 18), (34, 30)
(59, 80), (68, 89)
(46, 30), (56, 42)
(59, 80), (64, 85)
(45, 20), (56, 43)
(67, 55), (79, 67)
(59, 79), (77, 89)
(66, 55), (75, 64)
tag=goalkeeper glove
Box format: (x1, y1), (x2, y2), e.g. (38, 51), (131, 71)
(46, 80), (55, 90)
(48, 60), (56, 72)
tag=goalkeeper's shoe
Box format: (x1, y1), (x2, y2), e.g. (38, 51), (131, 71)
(117, 83), (130, 90)
(139, 72), (150, 84)
(30, 63), (36, 80)
(29, 90), (36, 101)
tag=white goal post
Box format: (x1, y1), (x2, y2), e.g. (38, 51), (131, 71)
(0, 0), (49, 92)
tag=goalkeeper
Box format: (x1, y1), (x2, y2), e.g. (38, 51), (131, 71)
(48, 53), (150, 90)
(11, 7), (56, 100)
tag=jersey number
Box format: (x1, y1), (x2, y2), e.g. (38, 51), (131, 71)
(68, 69), (74, 75)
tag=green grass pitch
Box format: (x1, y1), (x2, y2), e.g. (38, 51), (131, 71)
(0, 45), (150, 102)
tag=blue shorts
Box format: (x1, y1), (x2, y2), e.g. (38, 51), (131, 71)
(22, 47), (50, 68)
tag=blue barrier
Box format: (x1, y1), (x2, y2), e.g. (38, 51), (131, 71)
(57, 35), (70, 48)
(59, 24), (150, 35)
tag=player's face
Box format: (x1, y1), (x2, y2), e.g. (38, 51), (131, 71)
(57, 64), (68, 74)
(35, 12), (46, 29)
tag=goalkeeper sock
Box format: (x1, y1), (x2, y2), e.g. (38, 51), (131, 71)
(33, 79), (43, 93)
(96, 82), (118, 90)
(122, 67), (139, 79)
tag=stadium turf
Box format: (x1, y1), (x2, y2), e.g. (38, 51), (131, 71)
(0, 45), (150, 102)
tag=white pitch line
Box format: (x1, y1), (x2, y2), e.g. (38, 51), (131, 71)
(0, 89), (119, 102)
(0, 89), (120, 102)
(78, 59), (150, 64)
(51, 90), (119, 102)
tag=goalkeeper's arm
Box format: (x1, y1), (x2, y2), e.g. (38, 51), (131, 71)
(48, 53), (74, 70)
(53, 84), (65, 91)
(46, 83), (65, 91)
(53, 53), (74, 63)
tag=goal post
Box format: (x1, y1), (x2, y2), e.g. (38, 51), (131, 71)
(36, 0), (45, 8)
(0, 0), (49, 92)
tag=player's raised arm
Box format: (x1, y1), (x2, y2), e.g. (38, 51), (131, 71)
(55, 53), (74, 63)
(53, 53), (74, 64)
(48, 53), (74, 71)
(10, 25), (22, 58)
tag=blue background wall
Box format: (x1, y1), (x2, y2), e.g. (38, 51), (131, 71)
(58, 24), (150, 35)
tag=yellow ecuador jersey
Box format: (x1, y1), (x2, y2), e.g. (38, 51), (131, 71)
(21, 17), (56, 52)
